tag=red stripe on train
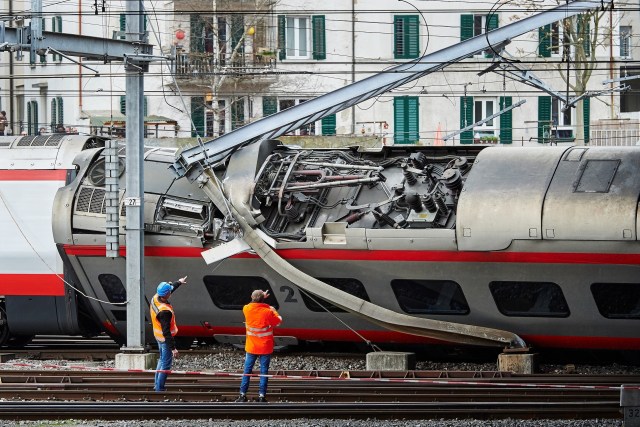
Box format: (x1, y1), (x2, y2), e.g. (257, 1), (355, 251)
(0, 170), (67, 181)
(63, 244), (640, 265)
(0, 274), (65, 296)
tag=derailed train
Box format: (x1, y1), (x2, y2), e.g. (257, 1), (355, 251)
(2, 133), (640, 351)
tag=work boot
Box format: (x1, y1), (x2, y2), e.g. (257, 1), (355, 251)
(257, 395), (267, 403)
(234, 394), (247, 403)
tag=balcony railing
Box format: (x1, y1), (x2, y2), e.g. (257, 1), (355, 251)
(173, 51), (277, 80)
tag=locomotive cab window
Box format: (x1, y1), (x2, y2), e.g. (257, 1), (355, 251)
(203, 276), (278, 310)
(98, 274), (126, 303)
(591, 283), (640, 319)
(489, 281), (569, 317)
(391, 279), (469, 315)
(300, 278), (369, 313)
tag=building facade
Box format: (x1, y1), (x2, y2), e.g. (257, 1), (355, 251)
(0, 0), (636, 146)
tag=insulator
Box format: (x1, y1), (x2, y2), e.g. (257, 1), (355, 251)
(285, 204), (302, 222)
(410, 152), (427, 169)
(404, 169), (417, 186)
(442, 168), (463, 193)
(405, 193), (423, 212)
(454, 157), (469, 171)
(423, 194), (437, 213)
(344, 211), (365, 224)
(434, 193), (448, 216)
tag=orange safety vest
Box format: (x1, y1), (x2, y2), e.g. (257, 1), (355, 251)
(150, 294), (178, 342)
(243, 302), (282, 355)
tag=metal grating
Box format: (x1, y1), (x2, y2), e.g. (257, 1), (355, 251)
(76, 187), (93, 212)
(0, 142), (10, 147)
(89, 188), (106, 213)
(16, 136), (37, 146)
(30, 136), (48, 147)
(45, 134), (65, 146)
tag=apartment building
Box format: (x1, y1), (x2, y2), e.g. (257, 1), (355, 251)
(0, 0), (635, 146)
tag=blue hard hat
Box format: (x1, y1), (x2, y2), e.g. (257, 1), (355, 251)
(157, 282), (173, 297)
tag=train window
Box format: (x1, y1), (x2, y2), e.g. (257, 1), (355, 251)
(111, 310), (127, 322)
(98, 274), (126, 303)
(574, 159), (619, 193)
(300, 278), (370, 313)
(203, 276), (279, 310)
(591, 283), (640, 319)
(489, 281), (569, 317)
(390, 280), (469, 315)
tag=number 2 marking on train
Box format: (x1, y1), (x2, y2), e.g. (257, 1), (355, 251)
(280, 286), (298, 302)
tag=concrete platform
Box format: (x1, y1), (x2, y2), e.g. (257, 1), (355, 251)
(366, 351), (416, 371)
(497, 350), (537, 374)
(115, 352), (156, 370)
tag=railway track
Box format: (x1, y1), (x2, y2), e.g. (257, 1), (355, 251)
(0, 369), (631, 420)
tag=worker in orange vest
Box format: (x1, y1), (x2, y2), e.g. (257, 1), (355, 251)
(150, 276), (187, 392)
(235, 289), (282, 403)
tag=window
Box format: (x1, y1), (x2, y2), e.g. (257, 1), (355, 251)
(394, 15), (419, 59)
(279, 99), (316, 135)
(539, 22), (570, 58)
(278, 15), (326, 60)
(473, 98), (497, 138)
(231, 97), (245, 130)
(203, 276), (279, 310)
(591, 283), (640, 319)
(620, 26), (632, 58)
(191, 96), (205, 137)
(99, 274), (126, 303)
(551, 98), (573, 139)
(27, 100), (38, 135)
(461, 14), (498, 57)
(621, 66), (640, 112)
(394, 96), (419, 144)
(391, 279), (469, 315)
(300, 278), (369, 313)
(489, 281), (570, 317)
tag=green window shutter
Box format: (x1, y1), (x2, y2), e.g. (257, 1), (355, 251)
(262, 96), (277, 117)
(278, 15), (286, 61)
(120, 95), (126, 115)
(119, 14), (126, 40)
(27, 102), (32, 135)
(56, 97), (63, 127)
(460, 15), (473, 41)
(52, 16), (56, 32)
(394, 97), (406, 143)
(539, 25), (551, 57)
(583, 97), (590, 144)
(394, 96), (419, 144)
(40, 18), (46, 63)
(487, 14), (498, 31)
(144, 96), (148, 117)
(231, 98), (245, 130)
(190, 14), (205, 53)
(578, 16), (590, 57)
(499, 96), (512, 144)
(33, 101), (38, 134)
(321, 114), (336, 135)
(57, 16), (62, 32)
(538, 96), (551, 143)
(191, 97), (205, 137)
(394, 16), (419, 59)
(312, 15), (326, 60)
(51, 99), (57, 130)
(231, 15), (245, 54)
(459, 96), (473, 144)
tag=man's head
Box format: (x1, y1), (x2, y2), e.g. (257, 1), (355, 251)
(251, 289), (268, 303)
(157, 282), (174, 299)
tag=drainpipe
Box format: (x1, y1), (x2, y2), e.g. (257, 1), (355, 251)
(351, 0), (355, 135)
(9, 0), (14, 132)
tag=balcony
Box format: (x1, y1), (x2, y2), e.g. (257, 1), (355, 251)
(172, 49), (277, 87)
